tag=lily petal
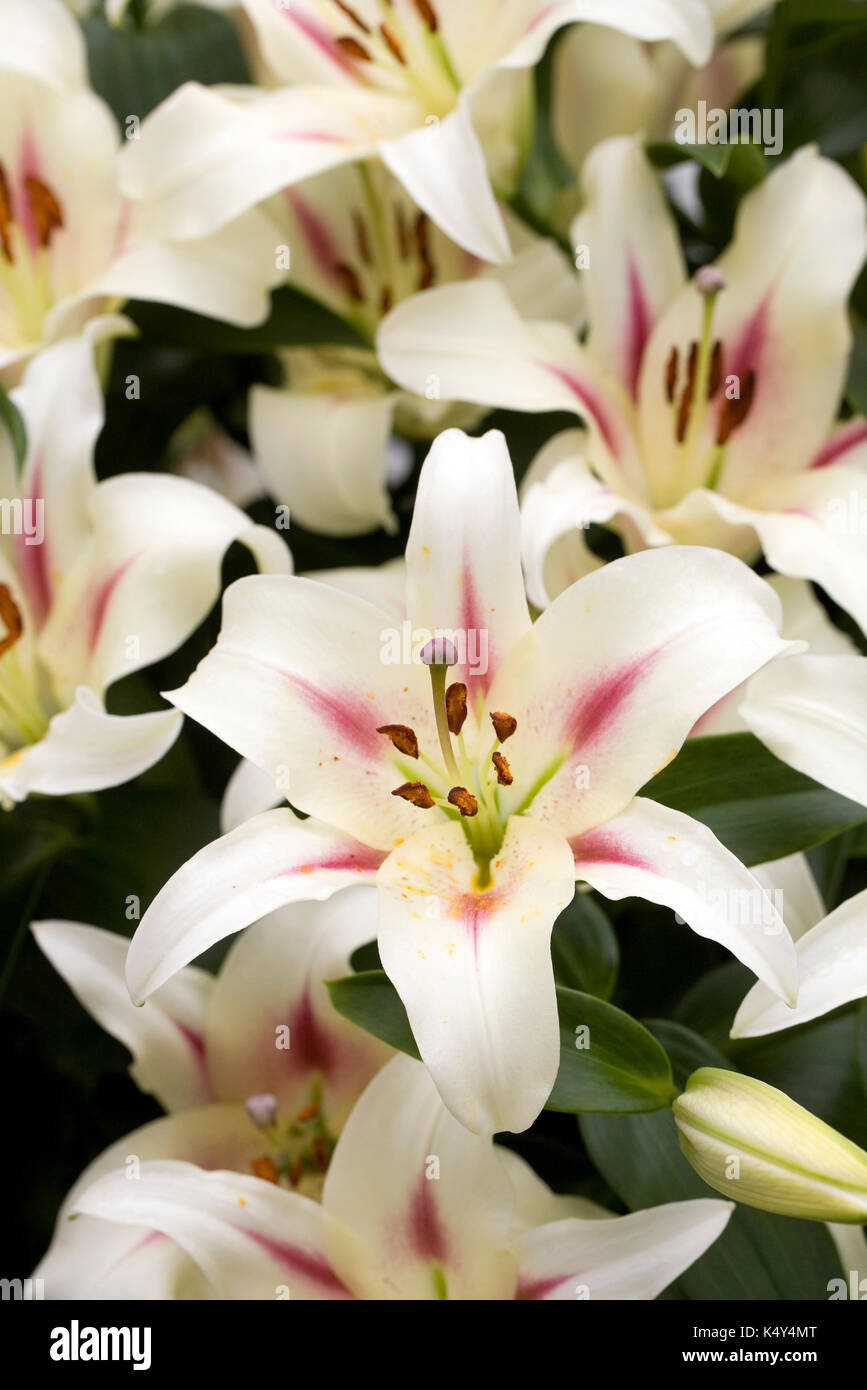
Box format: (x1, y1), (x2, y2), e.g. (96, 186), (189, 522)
(732, 886), (867, 1038)
(381, 96), (511, 264)
(497, 0), (714, 70)
(0, 689), (182, 803)
(35, 1105), (270, 1300)
(571, 796), (798, 1003)
(126, 809), (384, 1004)
(740, 654), (867, 810)
(322, 1054), (517, 1300)
(406, 429), (531, 693)
(519, 431), (671, 607)
(513, 1199), (733, 1300)
(205, 888), (392, 1128)
(489, 546), (792, 839)
(74, 1161), (353, 1300)
(377, 816), (575, 1136)
(0, 0), (87, 90)
(166, 574), (434, 850)
(571, 135), (686, 398)
(39, 472), (290, 697)
(118, 81), (415, 241)
(89, 207), (283, 329)
(752, 853), (825, 943)
(377, 278), (640, 489)
(31, 919), (214, 1112)
(220, 758), (283, 835)
(249, 385), (399, 537)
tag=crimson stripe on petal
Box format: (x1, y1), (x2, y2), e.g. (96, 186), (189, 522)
(570, 829), (654, 873)
(244, 1229), (354, 1297)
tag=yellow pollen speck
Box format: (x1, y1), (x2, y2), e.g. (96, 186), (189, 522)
(668, 835), (677, 841)
(652, 747), (680, 776)
(238, 1198), (246, 1207)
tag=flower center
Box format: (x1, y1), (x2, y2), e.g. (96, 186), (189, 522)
(378, 637), (519, 887)
(245, 1085), (336, 1201)
(329, 0), (461, 116)
(0, 585), (50, 754)
(0, 161), (64, 343)
(659, 267), (758, 507)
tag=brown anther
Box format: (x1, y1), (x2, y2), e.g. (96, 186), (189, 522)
(448, 786), (478, 817)
(379, 286), (393, 316)
(675, 379), (694, 445)
(351, 209), (372, 265)
(379, 22), (406, 63)
(296, 1101), (321, 1122)
(708, 340), (724, 398)
(337, 34), (372, 61)
(445, 682), (467, 735)
(251, 1155), (279, 1184)
(413, 0), (438, 32)
(25, 176), (63, 248)
(393, 781), (435, 808)
(335, 261), (365, 302)
(288, 1159), (305, 1187)
(664, 346), (678, 404)
(377, 723), (419, 758)
(312, 1136), (329, 1172)
(0, 585), (23, 659)
(490, 711), (517, 742)
(716, 368), (756, 446)
(492, 751), (513, 786)
(685, 340), (699, 392)
(418, 252), (435, 291)
(333, 0), (371, 34)
(0, 163), (13, 263)
(414, 211), (430, 256)
(394, 203), (411, 259)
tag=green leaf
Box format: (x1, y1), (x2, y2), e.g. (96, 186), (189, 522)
(328, 971), (675, 1114)
(642, 732), (867, 865)
(672, 962), (754, 1051)
(327, 971), (420, 1059)
(646, 139), (733, 179)
(84, 3), (250, 125)
(551, 890), (619, 1000)
(0, 379), (27, 471)
(580, 1107), (845, 1299)
(548, 988), (676, 1113)
(644, 1018), (734, 1090)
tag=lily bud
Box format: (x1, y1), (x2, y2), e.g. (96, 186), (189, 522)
(673, 1068), (867, 1223)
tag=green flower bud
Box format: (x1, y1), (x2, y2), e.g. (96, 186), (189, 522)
(673, 1068), (867, 1223)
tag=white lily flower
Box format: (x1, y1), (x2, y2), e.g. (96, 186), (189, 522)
(732, 885), (867, 1038)
(550, 0), (775, 184)
(61, 1052), (733, 1299)
(32, 887), (393, 1297)
(0, 335), (290, 803)
(250, 162), (582, 535)
(116, 0), (713, 265)
(377, 141), (867, 633)
(0, 0), (282, 370)
(125, 426), (798, 1136)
